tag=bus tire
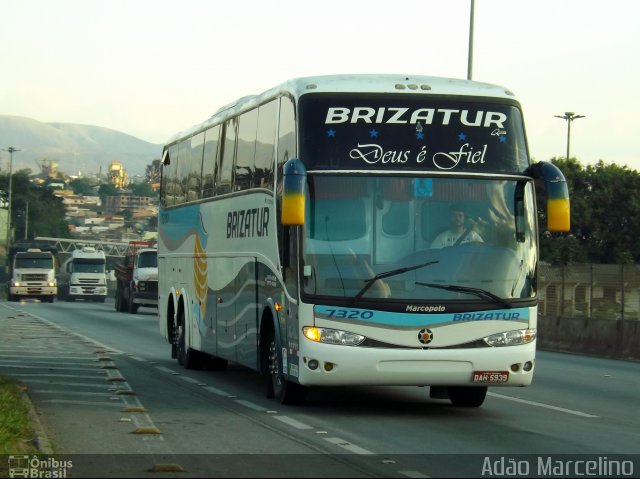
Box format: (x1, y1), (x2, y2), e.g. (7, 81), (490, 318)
(266, 329), (307, 405)
(448, 386), (487, 407)
(176, 308), (203, 369)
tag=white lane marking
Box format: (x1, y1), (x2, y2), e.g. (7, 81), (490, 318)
(14, 379), (111, 389)
(154, 366), (176, 374)
(203, 386), (229, 396)
(0, 364), (99, 372)
(41, 399), (123, 407)
(178, 376), (202, 384)
(16, 311), (125, 355)
(323, 437), (375, 455)
(488, 392), (599, 418)
(10, 374), (107, 379)
(234, 400), (268, 412)
(32, 390), (115, 397)
(399, 471), (430, 478)
(272, 415), (314, 430)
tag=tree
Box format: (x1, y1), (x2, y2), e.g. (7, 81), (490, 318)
(98, 182), (119, 199)
(130, 181), (155, 198)
(0, 169), (71, 240)
(537, 158), (640, 265)
(145, 159), (161, 184)
(69, 177), (97, 196)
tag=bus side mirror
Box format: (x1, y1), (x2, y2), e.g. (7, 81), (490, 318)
(281, 158), (307, 226)
(528, 161), (571, 232)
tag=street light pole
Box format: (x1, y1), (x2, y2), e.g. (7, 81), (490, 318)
(555, 112), (585, 160)
(467, 0), (475, 80)
(2, 146), (20, 266)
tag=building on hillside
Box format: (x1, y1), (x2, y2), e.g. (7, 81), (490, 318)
(108, 161), (129, 190)
(105, 195), (156, 218)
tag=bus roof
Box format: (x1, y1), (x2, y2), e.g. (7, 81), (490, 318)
(165, 74), (518, 145)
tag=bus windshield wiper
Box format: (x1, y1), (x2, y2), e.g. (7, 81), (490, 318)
(353, 260), (439, 303)
(415, 282), (512, 309)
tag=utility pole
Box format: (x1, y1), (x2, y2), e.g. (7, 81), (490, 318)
(554, 112), (585, 160)
(2, 146), (20, 268)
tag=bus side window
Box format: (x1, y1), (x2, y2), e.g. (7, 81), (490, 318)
(254, 100), (277, 190)
(187, 132), (204, 202)
(235, 108), (258, 192)
(177, 139), (190, 204)
(218, 118), (237, 195)
(202, 125), (220, 198)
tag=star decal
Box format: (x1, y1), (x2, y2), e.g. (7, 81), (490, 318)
(369, 129), (379, 138)
(458, 132), (467, 141)
(416, 132), (425, 140)
(498, 135), (507, 143)
(327, 129), (336, 138)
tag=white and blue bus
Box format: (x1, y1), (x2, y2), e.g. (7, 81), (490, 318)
(158, 74), (570, 407)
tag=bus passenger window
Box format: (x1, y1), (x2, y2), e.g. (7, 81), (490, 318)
(254, 100), (277, 190)
(187, 132), (204, 201)
(236, 109), (258, 191)
(218, 119), (236, 195)
(202, 125), (220, 198)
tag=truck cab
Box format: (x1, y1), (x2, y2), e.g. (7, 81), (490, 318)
(114, 242), (158, 314)
(58, 246), (108, 302)
(8, 249), (57, 302)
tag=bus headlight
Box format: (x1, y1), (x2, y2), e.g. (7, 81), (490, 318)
(303, 327), (365, 346)
(483, 329), (536, 347)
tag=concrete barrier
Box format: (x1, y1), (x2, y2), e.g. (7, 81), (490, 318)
(538, 315), (640, 361)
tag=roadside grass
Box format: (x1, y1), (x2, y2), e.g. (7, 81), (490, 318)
(0, 375), (40, 455)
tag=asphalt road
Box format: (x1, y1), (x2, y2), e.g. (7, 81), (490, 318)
(1, 299), (638, 478)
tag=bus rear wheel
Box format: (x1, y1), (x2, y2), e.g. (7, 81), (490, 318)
(176, 309), (203, 370)
(267, 332), (307, 405)
(448, 386), (487, 407)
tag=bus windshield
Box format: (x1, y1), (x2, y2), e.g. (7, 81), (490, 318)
(302, 175), (538, 302)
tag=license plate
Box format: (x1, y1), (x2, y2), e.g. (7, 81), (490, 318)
(472, 371), (509, 383)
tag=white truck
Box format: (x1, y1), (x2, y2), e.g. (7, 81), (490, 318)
(8, 248), (57, 302)
(58, 246), (108, 302)
(114, 241), (158, 314)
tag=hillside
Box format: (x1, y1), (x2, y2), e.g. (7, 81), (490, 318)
(0, 115), (162, 177)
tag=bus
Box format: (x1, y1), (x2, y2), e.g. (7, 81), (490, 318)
(158, 74), (570, 407)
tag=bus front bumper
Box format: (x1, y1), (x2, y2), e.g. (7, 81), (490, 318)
(295, 340), (536, 387)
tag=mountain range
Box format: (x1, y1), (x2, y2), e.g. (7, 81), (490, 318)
(0, 115), (162, 178)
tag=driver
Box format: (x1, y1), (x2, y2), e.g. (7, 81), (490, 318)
(430, 204), (483, 248)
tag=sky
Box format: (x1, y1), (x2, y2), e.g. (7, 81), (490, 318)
(1, 0), (639, 170)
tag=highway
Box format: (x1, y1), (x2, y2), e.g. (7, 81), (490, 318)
(0, 299), (638, 478)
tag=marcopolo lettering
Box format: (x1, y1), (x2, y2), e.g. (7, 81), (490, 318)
(227, 207), (270, 239)
(325, 107), (507, 128)
(406, 305), (446, 313)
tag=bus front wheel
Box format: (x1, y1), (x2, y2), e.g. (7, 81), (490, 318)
(448, 386), (487, 407)
(267, 331), (307, 405)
